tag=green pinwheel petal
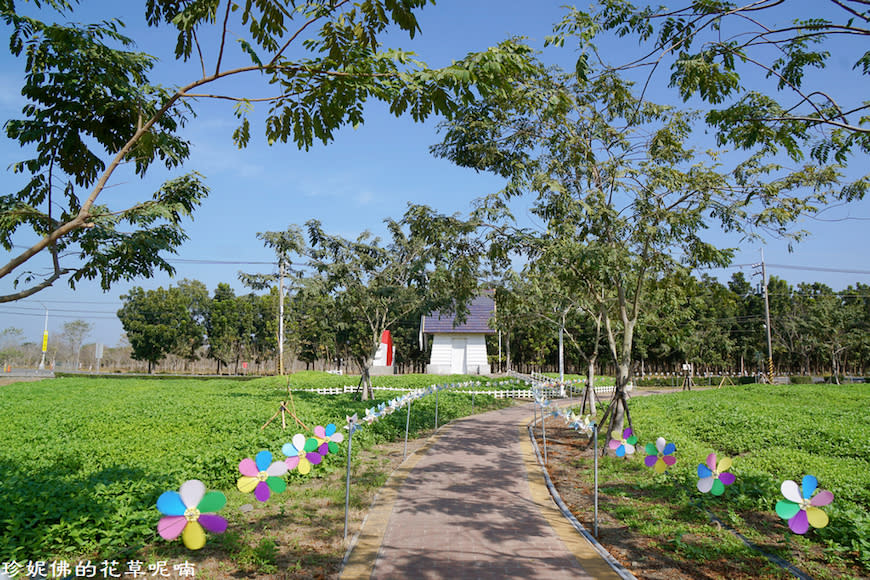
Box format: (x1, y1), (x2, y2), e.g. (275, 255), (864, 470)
(197, 491), (226, 513)
(267, 476), (287, 494)
(303, 437), (319, 452)
(711, 478), (725, 496)
(328, 441), (340, 454)
(776, 499), (801, 520)
(645, 443), (657, 455)
(626, 436), (638, 445)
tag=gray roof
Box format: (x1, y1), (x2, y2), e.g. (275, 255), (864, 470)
(422, 295), (496, 334)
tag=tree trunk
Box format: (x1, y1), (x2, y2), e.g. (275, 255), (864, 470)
(596, 361), (632, 453)
(580, 358), (598, 416)
(358, 365), (372, 401)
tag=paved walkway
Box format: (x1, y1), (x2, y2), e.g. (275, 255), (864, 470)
(341, 403), (623, 579)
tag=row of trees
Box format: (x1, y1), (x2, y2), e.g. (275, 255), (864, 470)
(108, 268), (870, 380)
(498, 272), (870, 379)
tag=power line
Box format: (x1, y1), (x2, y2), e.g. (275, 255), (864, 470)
(716, 263), (870, 275)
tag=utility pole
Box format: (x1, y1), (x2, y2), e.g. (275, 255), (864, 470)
(753, 250), (774, 382)
(278, 260), (285, 375)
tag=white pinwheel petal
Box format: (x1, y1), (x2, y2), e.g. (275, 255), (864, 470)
(179, 479), (206, 508)
(655, 437), (667, 454)
(697, 476), (714, 493)
(292, 433), (306, 451)
(781, 479), (802, 503)
(330, 431), (345, 444)
(267, 461), (288, 477)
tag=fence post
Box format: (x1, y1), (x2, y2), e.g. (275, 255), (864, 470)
(403, 400), (411, 459)
(593, 422), (599, 538)
(542, 405), (548, 465)
(434, 387), (439, 431)
(344, 417), (356, 542)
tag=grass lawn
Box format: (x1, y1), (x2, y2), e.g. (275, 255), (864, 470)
(0, 373), (512, 577)
(545, 383), (870, 579)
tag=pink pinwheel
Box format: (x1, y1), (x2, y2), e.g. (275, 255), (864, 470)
(775, 475), (834, 534)
(282, 433), (323, 475)
(237, 450), (288, 502)
(697, 453), (736, 495)
(156, 480), (227, 550)
(644, 437), (677, 474)
(608, 428), (637, 457)
(313, 423), (345, 455)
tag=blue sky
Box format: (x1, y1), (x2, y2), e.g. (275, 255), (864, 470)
(1, 0), (868, 347)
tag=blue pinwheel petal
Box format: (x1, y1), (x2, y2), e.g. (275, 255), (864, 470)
(157, 491), (186, 516)
(281, 442), (299, 457)
(255, 450), (272, 472)
(802, 475), (818, 499)
(698, 464), (713, 478)
(663, 443), (676, 455)
(325, 424), (337, 437)
(615, 445), (626, 457)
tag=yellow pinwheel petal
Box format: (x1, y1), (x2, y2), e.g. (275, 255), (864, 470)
(182, 521), (206, 550)
(806, 507), (829, 529)
(717, 456), (732, 473)
(237, 476), (258, 494)
(297, 457), (311, 475)
(654, 459), (667, 474)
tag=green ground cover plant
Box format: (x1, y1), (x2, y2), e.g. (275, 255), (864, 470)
(0, 374), (512, 566)
(563, 384), (870, 577)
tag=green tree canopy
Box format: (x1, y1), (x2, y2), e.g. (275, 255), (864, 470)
(1, 0), (535, 302)
(118, 283), (204, 372)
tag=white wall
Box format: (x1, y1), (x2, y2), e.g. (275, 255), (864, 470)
(426, 333), (491, 375)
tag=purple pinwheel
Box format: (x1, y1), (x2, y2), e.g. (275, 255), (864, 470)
(157, 480), (228, 550)
(313, 423), (345, 455)
(282, 433), (324, 475)
(644, 437), (676, 474)
(697, 453), (736, 495)
(608, 428), (638, 457)
(237, 450), (288, 502)
(775, 475), (834, 534)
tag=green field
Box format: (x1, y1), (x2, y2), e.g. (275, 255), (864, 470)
(0, 373), (512, 564)
(582, 384), (870, 575)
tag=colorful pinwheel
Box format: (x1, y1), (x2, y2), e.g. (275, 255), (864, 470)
(313, 423), (345, 455)
(282, 433), (324, 475)
(775, 475), (834, 534)
(608, 428), (637, 457)
(157, 480), (227, 550)
(697, 453), (736, 495)
(567, 412), (593, 435)
(644, 437), (677, 474)
(237, 450), (288, 502)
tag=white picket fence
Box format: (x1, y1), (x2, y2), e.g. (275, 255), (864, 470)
(290, 382), (616, 400)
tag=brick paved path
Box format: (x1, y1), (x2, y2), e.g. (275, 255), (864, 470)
(341, 403), (621, 579)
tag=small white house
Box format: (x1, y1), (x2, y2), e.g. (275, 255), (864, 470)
(420, 295), (495, 375)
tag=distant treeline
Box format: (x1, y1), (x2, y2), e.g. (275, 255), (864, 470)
(2, 272), (866, 377)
